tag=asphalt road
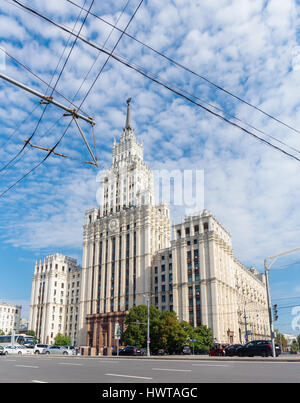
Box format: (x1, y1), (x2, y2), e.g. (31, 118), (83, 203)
(0, 355), (299, 383)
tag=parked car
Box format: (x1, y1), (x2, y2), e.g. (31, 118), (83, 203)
(0, 346), (5, 355)
(63, 346), (77, 355)
(140, 348), (147, 356)
(42, 345), (74, 355)
(238, 340), (281, 357)
(181, 345), (192, 355)
(225, 344), (243, 357)
(112, 348), (124, 356)
(118, 346), (142, 356)
(3, 345), (33, 355)
(209, 344), (226, 356)
(34, 344), (49, 354)
(152, 349), (167, 356)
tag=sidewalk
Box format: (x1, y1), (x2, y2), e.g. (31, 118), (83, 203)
(84, 354), (300, 363)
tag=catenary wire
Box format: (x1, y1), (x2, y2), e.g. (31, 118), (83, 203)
(65, 0), (300, 137)
(0, 0), (143, 197)
(10, 0), (300, 164)
(0, 0), (92, 173)
(0, 1), (94, 192)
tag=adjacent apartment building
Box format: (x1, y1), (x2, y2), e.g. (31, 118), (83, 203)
(29, 99), (270, 352)
(29, 253), (81, 345)
(0, 302), (21, 335)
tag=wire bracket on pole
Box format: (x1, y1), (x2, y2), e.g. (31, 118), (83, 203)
(23, 139), (98, 166)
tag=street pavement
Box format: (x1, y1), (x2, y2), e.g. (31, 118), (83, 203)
(0, 354), (299, 383)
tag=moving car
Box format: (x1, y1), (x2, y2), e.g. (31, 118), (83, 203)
(3, 345), (33, 355)
(118, 346), (143, 356)
(34, 344), (49, 354)
(225, 344), (243, 356)
(238, 340), (281, 357)
(0, 346), (5, 355)
(42, 345), (74, 355)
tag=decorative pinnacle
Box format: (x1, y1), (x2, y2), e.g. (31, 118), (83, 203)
(125, 98), (132, 129)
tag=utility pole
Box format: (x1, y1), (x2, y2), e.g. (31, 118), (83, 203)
(264, 246), (300, 358)
(146, 297), (150, 357)
(244, 308), (248, 343)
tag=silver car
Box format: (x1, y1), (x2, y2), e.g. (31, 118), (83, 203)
(42, 345), (73, 356)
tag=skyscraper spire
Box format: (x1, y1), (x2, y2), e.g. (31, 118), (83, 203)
(125, 97), (132, 129)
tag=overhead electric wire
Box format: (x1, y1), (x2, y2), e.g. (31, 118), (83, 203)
(0, 102), (41, 153)
(0, 1), (94, 194)
(9, 0), (300, 164)
(0, 0), (142, 197)
(71, 0), (132, 104)
(0, 0), (93, 174)
(65, 0), (300, 137)
(0, 47), (90, 116)
(0, 118), (74, 198)
(78, 0), (144, 110)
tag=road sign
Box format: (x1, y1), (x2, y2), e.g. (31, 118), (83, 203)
(114, 323), (121, 340)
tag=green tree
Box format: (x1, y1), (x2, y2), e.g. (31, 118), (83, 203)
(121, 305), (161, 349)
(158, 311), (188, 354)
(180, 321), (214, 354)
(290, 340), (299, 354)
(0, 329), (4, 336)
(54, 332), (71, 346)
(274, 330), (288, 351)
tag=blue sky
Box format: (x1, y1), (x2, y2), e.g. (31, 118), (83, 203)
(1, 0), (300, 337)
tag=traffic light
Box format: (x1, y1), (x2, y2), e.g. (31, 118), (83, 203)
(273, 304), (278, 321)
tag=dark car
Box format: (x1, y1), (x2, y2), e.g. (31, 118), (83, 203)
(181, 345), (192, 355)
(112, 348), (124, 356)
(225, 344), (243, 357)
(238, 340), (281, 357)
(118, 346), (142, 356)
(152, 349), (167, 356)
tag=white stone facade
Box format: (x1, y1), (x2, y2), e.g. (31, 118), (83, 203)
(29, 253), (82, 345)
(152, 212), (269, 344)
(0, 302), (21, 335)
(78, 99), (270, 347)
(30, 100), (270, 348)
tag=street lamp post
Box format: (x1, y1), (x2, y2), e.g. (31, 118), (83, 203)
(264, 246), (300, 358)
(143, 294), (154, 357)
(146, 297), (150, 357)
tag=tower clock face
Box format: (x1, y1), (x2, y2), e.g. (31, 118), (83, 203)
(108, 218), (119, 233)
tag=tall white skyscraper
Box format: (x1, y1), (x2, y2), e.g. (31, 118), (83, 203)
(78, 99), (170, 353)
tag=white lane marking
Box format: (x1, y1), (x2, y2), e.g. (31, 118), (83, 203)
(32, 380), (48, 383)
(152, 368), (191, 372)
(15, 365), (39, 368)
(105, 373), (153, 380)
(192, 363), (229, 367)
(5, 359), (16, 362)
(58, 362), (82, 366)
